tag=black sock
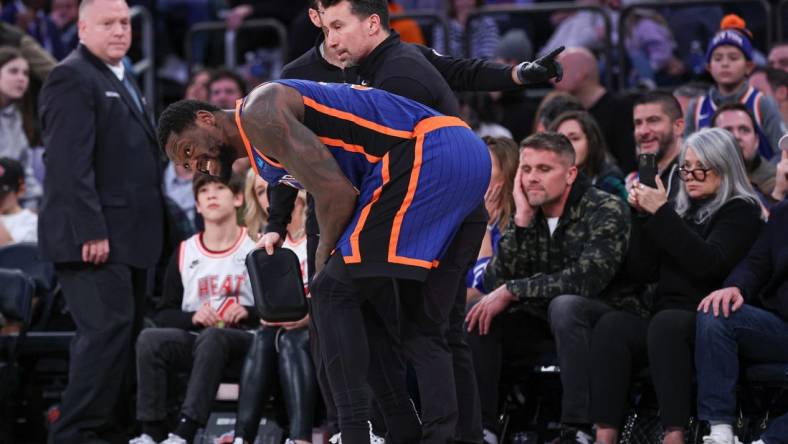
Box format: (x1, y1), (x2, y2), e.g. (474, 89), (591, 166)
(142, 420), (168, 442)
(173, 415), (201, 442)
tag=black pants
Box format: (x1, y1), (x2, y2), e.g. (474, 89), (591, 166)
(399, 210), (487, 444)
(135, 327), (252, 424)
(235, 327), (317, 441)
(468, 295), (612, 430)
(310, 255), (421, 444)
(590, 309), (696, 429)
(49, 263), (147, 444)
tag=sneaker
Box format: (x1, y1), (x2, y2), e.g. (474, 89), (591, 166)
(329, 433), (342, 444)
(702, 435), (743, 444)
(557, 427), (593, 444)
(128, 434), (157, 444)
(483, 428), (499, 444)
(368, 421), (385, 444)
(160, 433), (187, 444)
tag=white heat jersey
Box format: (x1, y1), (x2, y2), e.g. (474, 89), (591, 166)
(178, 227), (256, 315)
(282, 234), (309, 294)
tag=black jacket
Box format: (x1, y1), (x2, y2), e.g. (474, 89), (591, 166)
(725, 201), (788, 320)
(38, 45), (165, 268)
(626, 198), (763, 313)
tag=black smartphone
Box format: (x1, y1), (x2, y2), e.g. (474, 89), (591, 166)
(637, 153), (657, 188)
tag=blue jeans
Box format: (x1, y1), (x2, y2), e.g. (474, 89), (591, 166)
(696, 305), (788, 444)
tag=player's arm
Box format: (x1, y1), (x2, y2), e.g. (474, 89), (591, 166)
(241, 83), (358, 273)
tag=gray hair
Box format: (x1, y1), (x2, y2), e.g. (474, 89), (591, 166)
(675, 127), (761, 223)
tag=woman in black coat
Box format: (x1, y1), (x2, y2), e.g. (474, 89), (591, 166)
(590, 128), (764, 444)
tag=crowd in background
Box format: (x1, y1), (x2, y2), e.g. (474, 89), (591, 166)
(1, 1), (788, 444)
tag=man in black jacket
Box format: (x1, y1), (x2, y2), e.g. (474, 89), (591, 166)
(256, 1), (562, 443)
(695, 200), (788, 444)
(37, 0), (165, 442)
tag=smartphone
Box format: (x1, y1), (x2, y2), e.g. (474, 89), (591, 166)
(637, 153), (657, 188)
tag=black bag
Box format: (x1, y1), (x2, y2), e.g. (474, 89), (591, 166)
(245, 248), (308, 322)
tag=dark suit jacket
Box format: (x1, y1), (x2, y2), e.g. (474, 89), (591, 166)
(725, 200), (788, 321)
(38, 44), (164, 268)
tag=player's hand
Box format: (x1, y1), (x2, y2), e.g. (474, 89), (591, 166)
(222, 304), (249, 325)
(192, 304), (221, 327)
(512, 167), (535, 227)
(82, 239), (110, 265)
(517, 46), (564, 84)
(466, 284), (515, 335)
(262, 314), (310, 330)
(256, 232), (283, 255)
(698, 287), (744, 318)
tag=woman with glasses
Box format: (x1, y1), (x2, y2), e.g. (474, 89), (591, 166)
(588, 127), (764, 444)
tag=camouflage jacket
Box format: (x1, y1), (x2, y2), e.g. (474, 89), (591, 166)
(483, 174), (631, 318)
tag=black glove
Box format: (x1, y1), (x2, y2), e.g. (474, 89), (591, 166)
(516, 46), (564, 84)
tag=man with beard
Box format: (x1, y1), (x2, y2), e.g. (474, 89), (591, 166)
(712, 102), (777, 204)
(627, 91), (684, 200)
(465, 132), (630, 444)
(156, 79), (492, 444)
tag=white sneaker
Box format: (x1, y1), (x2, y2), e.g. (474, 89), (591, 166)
(129, 434), (157, 444)
(483, 428), (499, 444)
(160, 433), (188, 444)
(329, 433), (342, 444)
(702, 434), (743, 444)
(368, 421), (385, 444)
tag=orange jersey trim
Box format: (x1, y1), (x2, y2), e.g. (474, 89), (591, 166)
(234, 99), (286, 173)
(343, 154), (391, 264)
(319, 137), (382, 164)
(387, 133), (433, 269)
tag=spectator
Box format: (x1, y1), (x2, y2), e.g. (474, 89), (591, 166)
(490, 29), (539, 143)
(458, 91), (513, 139)
(465, 132), (630, 444)
(555, 47), (637, 173)
(233, 178), (316, 444)
(49, 0), (79, 53)
(538, 3), (609, 58)
(130, 173), (258, 444)
(1, 0), (67, 60)
(767, 42), (788, 72)
(466, 136), (518, 303)
(388, 0), (425, 45)
(184, 68), (212, 102)
(0, 46), (41, 208)
(695, 198), (788, 444)
(618, 5), (683, 88)
(38, 0), (166, 441)
(0, 21), (55, 80)
(763, 67), (788, 124)
(773, 137), (788, 203)
(684, 15), (786, 161)
(242, 168), (269, 239)
(591, 127), (764, 444)
(711, 103), (777, 204)
(673, 83), (707, 117)
(626, 91), (685, 200)
(532, 91), (585, 133)
(432, 0), (500, 59)
(208, 68), (247, 109)
(162, 162), (197, 238)
(0, 157), (36, 245)
(549, 110), (627, 200)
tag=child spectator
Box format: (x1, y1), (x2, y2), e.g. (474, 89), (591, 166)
(130, 173), (259, 444)
(0, 157), (36, 245)
(685, 15), (786, 161)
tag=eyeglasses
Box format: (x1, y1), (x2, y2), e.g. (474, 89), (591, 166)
(678, 167), (713, 182)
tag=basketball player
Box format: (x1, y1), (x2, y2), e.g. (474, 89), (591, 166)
(157, 79), (491, 444)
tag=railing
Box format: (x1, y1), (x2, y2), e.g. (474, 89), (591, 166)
(185, 19), (288, 72)
(390, 10), (450, 54)
(467, 2), (614, 90)
(617, 0), (772, 91)
(130, 5), (154, 109)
